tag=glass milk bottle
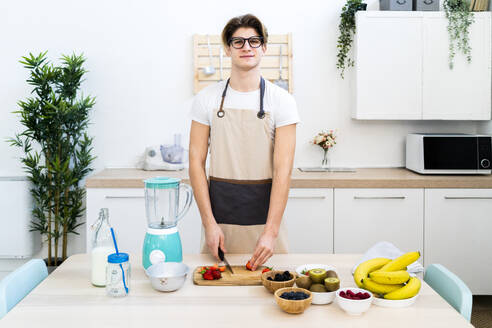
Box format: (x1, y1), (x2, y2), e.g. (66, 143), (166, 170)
(91, 208), (114, 286)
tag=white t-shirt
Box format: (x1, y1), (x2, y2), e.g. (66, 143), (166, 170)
(190, 79), (300, 139)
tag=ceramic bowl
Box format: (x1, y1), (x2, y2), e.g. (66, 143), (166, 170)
(336, 287), (373, 315)
(372, 294), (419, 308)
(261, 270), (296, 293)
(274, 287), (312, 314)
(146, 262), (189, 292)
(311, 290), (337, 305)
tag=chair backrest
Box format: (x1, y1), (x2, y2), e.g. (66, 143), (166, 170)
(424, 263), (473, 322)
(0, 259), (48, 319)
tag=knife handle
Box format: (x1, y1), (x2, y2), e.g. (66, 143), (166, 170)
(218, 247), (224, 261)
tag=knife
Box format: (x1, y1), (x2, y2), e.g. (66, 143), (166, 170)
(218, 247), (234, 274)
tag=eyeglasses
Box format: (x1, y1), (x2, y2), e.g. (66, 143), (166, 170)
(228, 36), (264, 49)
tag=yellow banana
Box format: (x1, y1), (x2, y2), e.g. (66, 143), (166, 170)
(369, 270), (410, 285)
(384, 277), (421, 300)
(362, 278), (404, 295)
(379, 251), (420, 272)
(353, 258), (391, 288)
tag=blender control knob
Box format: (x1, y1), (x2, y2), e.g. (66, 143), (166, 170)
(481, 158), (490, 168)
(150, 250), (166, 264)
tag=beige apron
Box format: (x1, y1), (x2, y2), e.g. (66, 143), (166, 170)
(200, 77), (288, 254)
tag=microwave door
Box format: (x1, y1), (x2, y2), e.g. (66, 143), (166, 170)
(423, 137), (478, 170)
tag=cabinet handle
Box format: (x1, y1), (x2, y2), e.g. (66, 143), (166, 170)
(105, 196), (145, 199)
(288, 196), (326, 199)
(396, 0), (406, 4)
(423, 0), (433, 4)
(353, 196), (406, 200)
(444, 196), (492, 200)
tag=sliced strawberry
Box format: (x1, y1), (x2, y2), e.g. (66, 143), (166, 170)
(203, 272), (214, 280)
(246, 261), (254, 271)
(262, 267), (272, 274)
(212, 270), (222, 279)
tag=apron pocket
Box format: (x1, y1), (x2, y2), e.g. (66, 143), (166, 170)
(209, 178), (271, 225)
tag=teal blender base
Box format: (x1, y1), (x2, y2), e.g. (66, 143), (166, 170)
(142, 227), (183, 269)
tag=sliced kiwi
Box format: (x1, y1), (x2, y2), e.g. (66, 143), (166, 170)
(324, 277), (340, 292)
(308, 268), (327, 283)
(296, 275), (312, 290)
(326, 270), (338, 278)
(309, 283), (327, 293)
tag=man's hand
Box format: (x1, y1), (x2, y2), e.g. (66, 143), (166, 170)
(205, 223), (226, 261)
(249, 232), (276, 270)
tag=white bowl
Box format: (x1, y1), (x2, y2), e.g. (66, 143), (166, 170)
(373, 294), (419, 308)
(336, 287), (373, 315)
(311, 290), (336, 305)
(146, 262), (189, 292)
(295, 264), (337, 277)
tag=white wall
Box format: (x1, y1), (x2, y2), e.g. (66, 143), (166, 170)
(0, 1), (486, 266)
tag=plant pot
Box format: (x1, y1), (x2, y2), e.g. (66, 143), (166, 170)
(44, 258), (65, 274)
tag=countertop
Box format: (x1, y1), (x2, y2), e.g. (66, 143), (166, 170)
(0, 253), (472, 328)
(85, 168), (492, 188)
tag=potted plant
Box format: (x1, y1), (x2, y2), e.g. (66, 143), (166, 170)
(443, 0), (475, 69)
(8, 52), (96, 271)
(337, 0), (367, 79)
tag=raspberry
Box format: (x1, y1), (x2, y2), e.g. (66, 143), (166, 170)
(203, 272), (214, 280)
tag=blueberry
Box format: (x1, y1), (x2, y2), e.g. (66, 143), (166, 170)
(267, 277), (273, 281)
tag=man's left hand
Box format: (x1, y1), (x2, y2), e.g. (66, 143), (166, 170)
(250, 233), (276, 271)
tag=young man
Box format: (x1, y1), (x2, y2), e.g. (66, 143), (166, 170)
(189, 14), (299, 270)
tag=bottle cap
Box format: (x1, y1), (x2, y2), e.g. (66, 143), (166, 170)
(108, 252), (129, 263)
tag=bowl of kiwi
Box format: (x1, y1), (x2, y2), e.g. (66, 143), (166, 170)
(261, 270), (296, 293)
(295, 266), (340, 305)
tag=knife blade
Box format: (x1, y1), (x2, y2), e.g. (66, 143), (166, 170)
(218, 247), (234, 274)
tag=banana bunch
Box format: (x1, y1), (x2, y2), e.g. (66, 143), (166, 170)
(353, 251), (421, 300)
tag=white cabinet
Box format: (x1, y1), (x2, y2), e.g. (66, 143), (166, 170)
(284, 189), (333, 253)
(355, 12), (423, 119)
(334, 189), (424, 256)
(354, 11), (491, 120)
(423, 13), (491, 119)
(424, 189), (492, 294)
(86, 188), (202, 256)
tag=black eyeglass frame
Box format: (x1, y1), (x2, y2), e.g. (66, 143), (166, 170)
(227, 36), (264, 49)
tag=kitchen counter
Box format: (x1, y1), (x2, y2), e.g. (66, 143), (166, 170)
(0, 253), (472, 327)
(85, 167), (492, 188)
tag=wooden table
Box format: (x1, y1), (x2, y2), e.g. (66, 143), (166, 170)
(1, 254), (472, 327)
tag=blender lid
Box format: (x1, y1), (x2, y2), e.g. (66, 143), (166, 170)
(144, 177), (181, 189)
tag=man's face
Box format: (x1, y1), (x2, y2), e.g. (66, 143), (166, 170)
(225, 27), (266, 71)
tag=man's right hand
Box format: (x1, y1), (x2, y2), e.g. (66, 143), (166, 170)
(205, 223), (226, 261)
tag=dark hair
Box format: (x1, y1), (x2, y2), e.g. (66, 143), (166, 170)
(221, 14), (268, 47)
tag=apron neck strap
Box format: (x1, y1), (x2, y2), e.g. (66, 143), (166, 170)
(218, 77), (266, 119)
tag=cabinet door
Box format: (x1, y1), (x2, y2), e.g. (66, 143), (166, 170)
(86, 188), (202, 256)
(355, 12), (423, 119)
(422, 13), (491, 120)
(424, 189), (492, 294)
(334, 189), (424, 256)
(283, 189), (333, 253)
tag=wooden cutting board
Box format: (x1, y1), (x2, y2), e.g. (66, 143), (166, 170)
(193, 265), (267, 286)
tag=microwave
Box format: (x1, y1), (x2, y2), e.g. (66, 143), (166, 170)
(406, 133), (492, 174)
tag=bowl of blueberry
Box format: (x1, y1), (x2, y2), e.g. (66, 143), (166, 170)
(274, 287), (312, 314)
(336, 287), (373, 315)
(261, 270), (296, 293)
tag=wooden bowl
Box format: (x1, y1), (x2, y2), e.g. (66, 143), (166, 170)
(261, 270), (296, 293)
(274, 287), (312, 314)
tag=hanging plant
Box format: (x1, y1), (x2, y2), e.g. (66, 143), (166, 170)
(443, 0), (475, 69)
(337, 0), (367, 79)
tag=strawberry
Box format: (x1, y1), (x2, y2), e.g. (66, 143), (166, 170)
(262, 267), (272, 274)
(203, 272), (214, 280)
(218, 266), (226, 272)
(212, 270), (222, 279)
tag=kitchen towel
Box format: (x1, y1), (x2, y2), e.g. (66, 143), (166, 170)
(351, 241), (424, 274)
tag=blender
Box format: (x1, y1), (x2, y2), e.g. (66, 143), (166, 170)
(142, 177), (193, 269)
